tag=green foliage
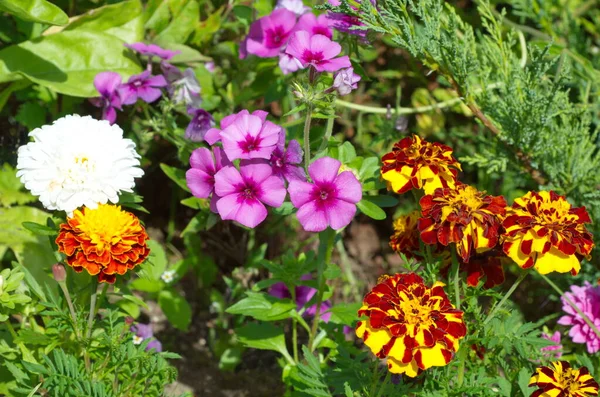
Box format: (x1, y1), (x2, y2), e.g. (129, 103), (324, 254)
(0, 268), (31, 321)
(0, 0), (69, 26)
(0, 164), (35, 208)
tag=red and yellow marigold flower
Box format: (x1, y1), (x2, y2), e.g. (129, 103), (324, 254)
(502, 191), (593, 275)
(440, 252), (506, 289)
(529, 361), (599, 397)
(390, 211), (422, 259)
(381, 135), (461, 195)
(418, 184), (507, 263)
(56, 204), (149, 284)
(355, 273), (466, 377)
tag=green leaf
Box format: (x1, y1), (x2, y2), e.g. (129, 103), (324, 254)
(0, 163), (35, 208)
(190, 5), (220, 46)
(362, 195), (398, 208)
(21, 221), (56, 236)
(168, 43), (212, 63)
(156, 0), (199, 45)
(328, 302), (361, 325)
(140, 240), (168, 280)
(356, 199), (386, 220)
(129, 277), (162, 293)
(15, 102), (46, 130)
(14, 329), (51, 345)
(226, 292), (296, 321)
(235, 323), (290, 357)
(158, 289), (191, 331)
(160, 163), (191, 193)
(272, 202), (295, 216)
(0, 30), (142, 97)
(517, 367), (534, 397)
(218, 347), (243, 371)
(0, 0), (69, 25)
(64, 0), (144, 43)
(323, 263), (341, 280)
(337, 142), (357, 164)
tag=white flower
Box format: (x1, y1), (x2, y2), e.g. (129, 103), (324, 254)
(16, 115), (144, 213)
(161, 270), (176, 283)
(132, 335), (144, 345)
(275, 0), (310, 15)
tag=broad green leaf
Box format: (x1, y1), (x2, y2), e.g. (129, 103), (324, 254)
(517, 367), (534, 397)
(328, 302), (361, 325)
(362, 195), (398, 208)
(140, 240), (168, 280)
(0, 163), (35, 208)
(235, 323), (290, 357)
(21, 221), (56, 236)
(160, 163), (191, 193)
(64, 0), (144, 43)
(158, 289), (191, 331)
(130, 278), (162, 293)
(0, 30), (142, 97)
(226, 292), (296, 321)
(166, 43), (212, 64)
(356, 199), (386, 220)
(0, 80), (31, 113)
(191, 6), (221, 46)
(156, 0), (199, 44)
(0, 0), (68, 25)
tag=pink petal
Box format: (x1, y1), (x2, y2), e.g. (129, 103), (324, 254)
(222, 110), (249, 129)
(297, 201), (329, 232)
(217, 194), (268, 228)
(334, 171), (362, 203)
(204, 128), (222, 145)
(310, 34), (341, 59)
(186, 169), (213, 198)
(283, 165), (306, 182)
(118, 85), (138, 105)
(239, 161), (274, 184)
(308, 157), (341, 185)
(209, 194), (220, 213)
(94, 72), (122, 97)
(251, 110), (269, 122)
(288, 180), (317, 208)
(284, 139), (303, 164)
(256, 175), (286, 207)
(146, 74), (168, 87)
(267, 8), (297, 32)
(326, 199), (356, 230)
(260, 121), (283, 146)
(103, 106), (117, 124)
(557, 315), (573, 325)
(137, 86), (163, 103)
(189, 147), (216, 173)
(286, 31), (311, 60)
(213, 146), (231, 169)
(317, 56), (351, 73)
(248, 146), (277, 159)
(214, 166), (244, 197)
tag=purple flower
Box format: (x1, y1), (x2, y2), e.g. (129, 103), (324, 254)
(89, 72), (122, 125)
(269, 275), (331, 322)
(214, 161), (286, 228)
(293, 13), (333, 39)
(326, 0), (369, 39)
(557, 282), (600, 354)
(275, 0), (310, 16)
(205, 62), (215, 73)
(285, 32), (351, 73)
(186, 147), (230, 212)
(270, 131), (305, 182)
(125, 42), (180, 61)
(185, 108), (214, 142)
(130, 323), (162, 352)
(220, 113), (281, 161)
(118, 70), (168, 105)
(333, 67), (361, 95)
(204, 109), (269, 145)
(279, 53), (304, 75)
(161, 62), (183, 82)
(288, 157), (362, 232)
(244, 9), (297, 58)
(541, 331), (563, 359)
(169, 68), (202, 107)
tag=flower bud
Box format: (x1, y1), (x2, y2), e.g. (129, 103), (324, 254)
(124, 316), (135, 325)
(52, 264), (67, 283)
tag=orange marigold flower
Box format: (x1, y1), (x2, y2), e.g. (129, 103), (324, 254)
(502, 191), (594, 275)
(418, 184), (507, 263)
(355, 273), (466, 377)
(56, 204), (149, 284)
(440, 252), (506, 289)
(529, 361), (599, 397)
(381, 135), (461, 195)
(389, 211), (422, 259)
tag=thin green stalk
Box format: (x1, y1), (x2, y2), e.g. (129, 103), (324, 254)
(303, 104), (314, 175)
(367, 362), (380, 397)
(290, 288), (299, 363)
(375, 371), (391, 397)
(336, 240), (361, 301)
(318, 114), (335, 152)
(58, 282), (80, 338)
(483, 271), (528, 325)
(450, 246), (461, 310)
(456, 346), (466, 387)
(86, 282), (98, 340)
(539, 273), (600, 340)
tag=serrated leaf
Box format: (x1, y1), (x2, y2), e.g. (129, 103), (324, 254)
(0, 163), (35, 208)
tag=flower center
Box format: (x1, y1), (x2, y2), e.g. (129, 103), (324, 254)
(451, 186), (483, 210)
(241, 186), (256, 200)
(240, 136), (262, 153)
(58, 155), (97, 188)
(313, 27), (330, 36)
(74, 205), (138, 252)
(399, 299), (432, 325)
(303, 50), (325, 64)
(557, 368), (581, 392)
(266, 26), (287, 48)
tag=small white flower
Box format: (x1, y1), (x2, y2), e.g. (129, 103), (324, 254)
(161, 270), (176, 283)
(132, 335), (144, 345)
(0, 275), (4, 294)
(16, 115), (144, 213)
(275, 0), (310, 15)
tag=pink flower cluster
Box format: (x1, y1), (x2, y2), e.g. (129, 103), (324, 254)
(186, 109), (362, 231)
(558, 281), (600, 354)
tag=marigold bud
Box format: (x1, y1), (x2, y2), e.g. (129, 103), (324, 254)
(52, 264), (66, 283)
(124, 316), (135, 325)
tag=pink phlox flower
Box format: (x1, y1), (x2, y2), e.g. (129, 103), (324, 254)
(275, 0), (311, 16)
(288, 157), (362, 232)
(269, 274), (331, 322)
(279, 53), (304, 75)
(541, 331), (563, 359)
(125, 42), (180, 61)
(557, 281), (600, 354)
(270, 130), (305, 182)
(293, 13), (333, 39)
(118, 70), (168, 105)
(214, 161), (286, 228)
(185, 108), (214, 142)
(186, 147), (231, 212)
(89, 72), (122, 125)
(204, 109), (269, 145)
(245, 9), (297, 58)
(285, 31), (351, 72)
(220, 113), (281, 161)
(333, 67), (361, 95)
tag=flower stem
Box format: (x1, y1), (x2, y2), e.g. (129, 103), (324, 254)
(58, 281), (80, 338)
(483, 271), (528, 325)
(303, 104), (314, 176)
(375, 371), (391, 397)
(451, 246), (461, 310)
(538, 273), (600, 340)
(84, 280), (98, 370)
(290, 288), (299, 363)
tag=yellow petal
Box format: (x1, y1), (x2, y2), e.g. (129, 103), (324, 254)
(534, 247), (581, 275)
(387, 356), (420, 377)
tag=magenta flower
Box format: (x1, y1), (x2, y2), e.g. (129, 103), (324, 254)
(220, 113), (281, 161)
(270, 131), (305, 182)
(558, 282), (600, 354)
(333, 67), (361, 95)
(288, 157), (362, 232)
(214, 162), (286, 228)
(541, 331), (563, 359)
(275, 0), (310, 15)
(185, 108), (214, 142)
(205, 109), (269, 145)
(186, 147), (231, 212)
(269, 275), (331, 322)
(130, 323), (162, 352)
(279, 53), (304, 75)
(285, 31), (351, 72)
(326, 0), (369, 39)
(293, 13), (333, 39)
(125, 42), (180, 61)
(245, 9), (297, 58)
(89, 72), (122, 125)
(118, 70), (168, 105)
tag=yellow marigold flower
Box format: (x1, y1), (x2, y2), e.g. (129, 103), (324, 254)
(381, 135), (461, 195)
(502, 191), (594, 275)
(56, 204), (150, 283)
(356, 273), (466, 377)
(529, 361), (599, 397)
(418, 184), (507, 263)
(389, 211), (422, 259)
